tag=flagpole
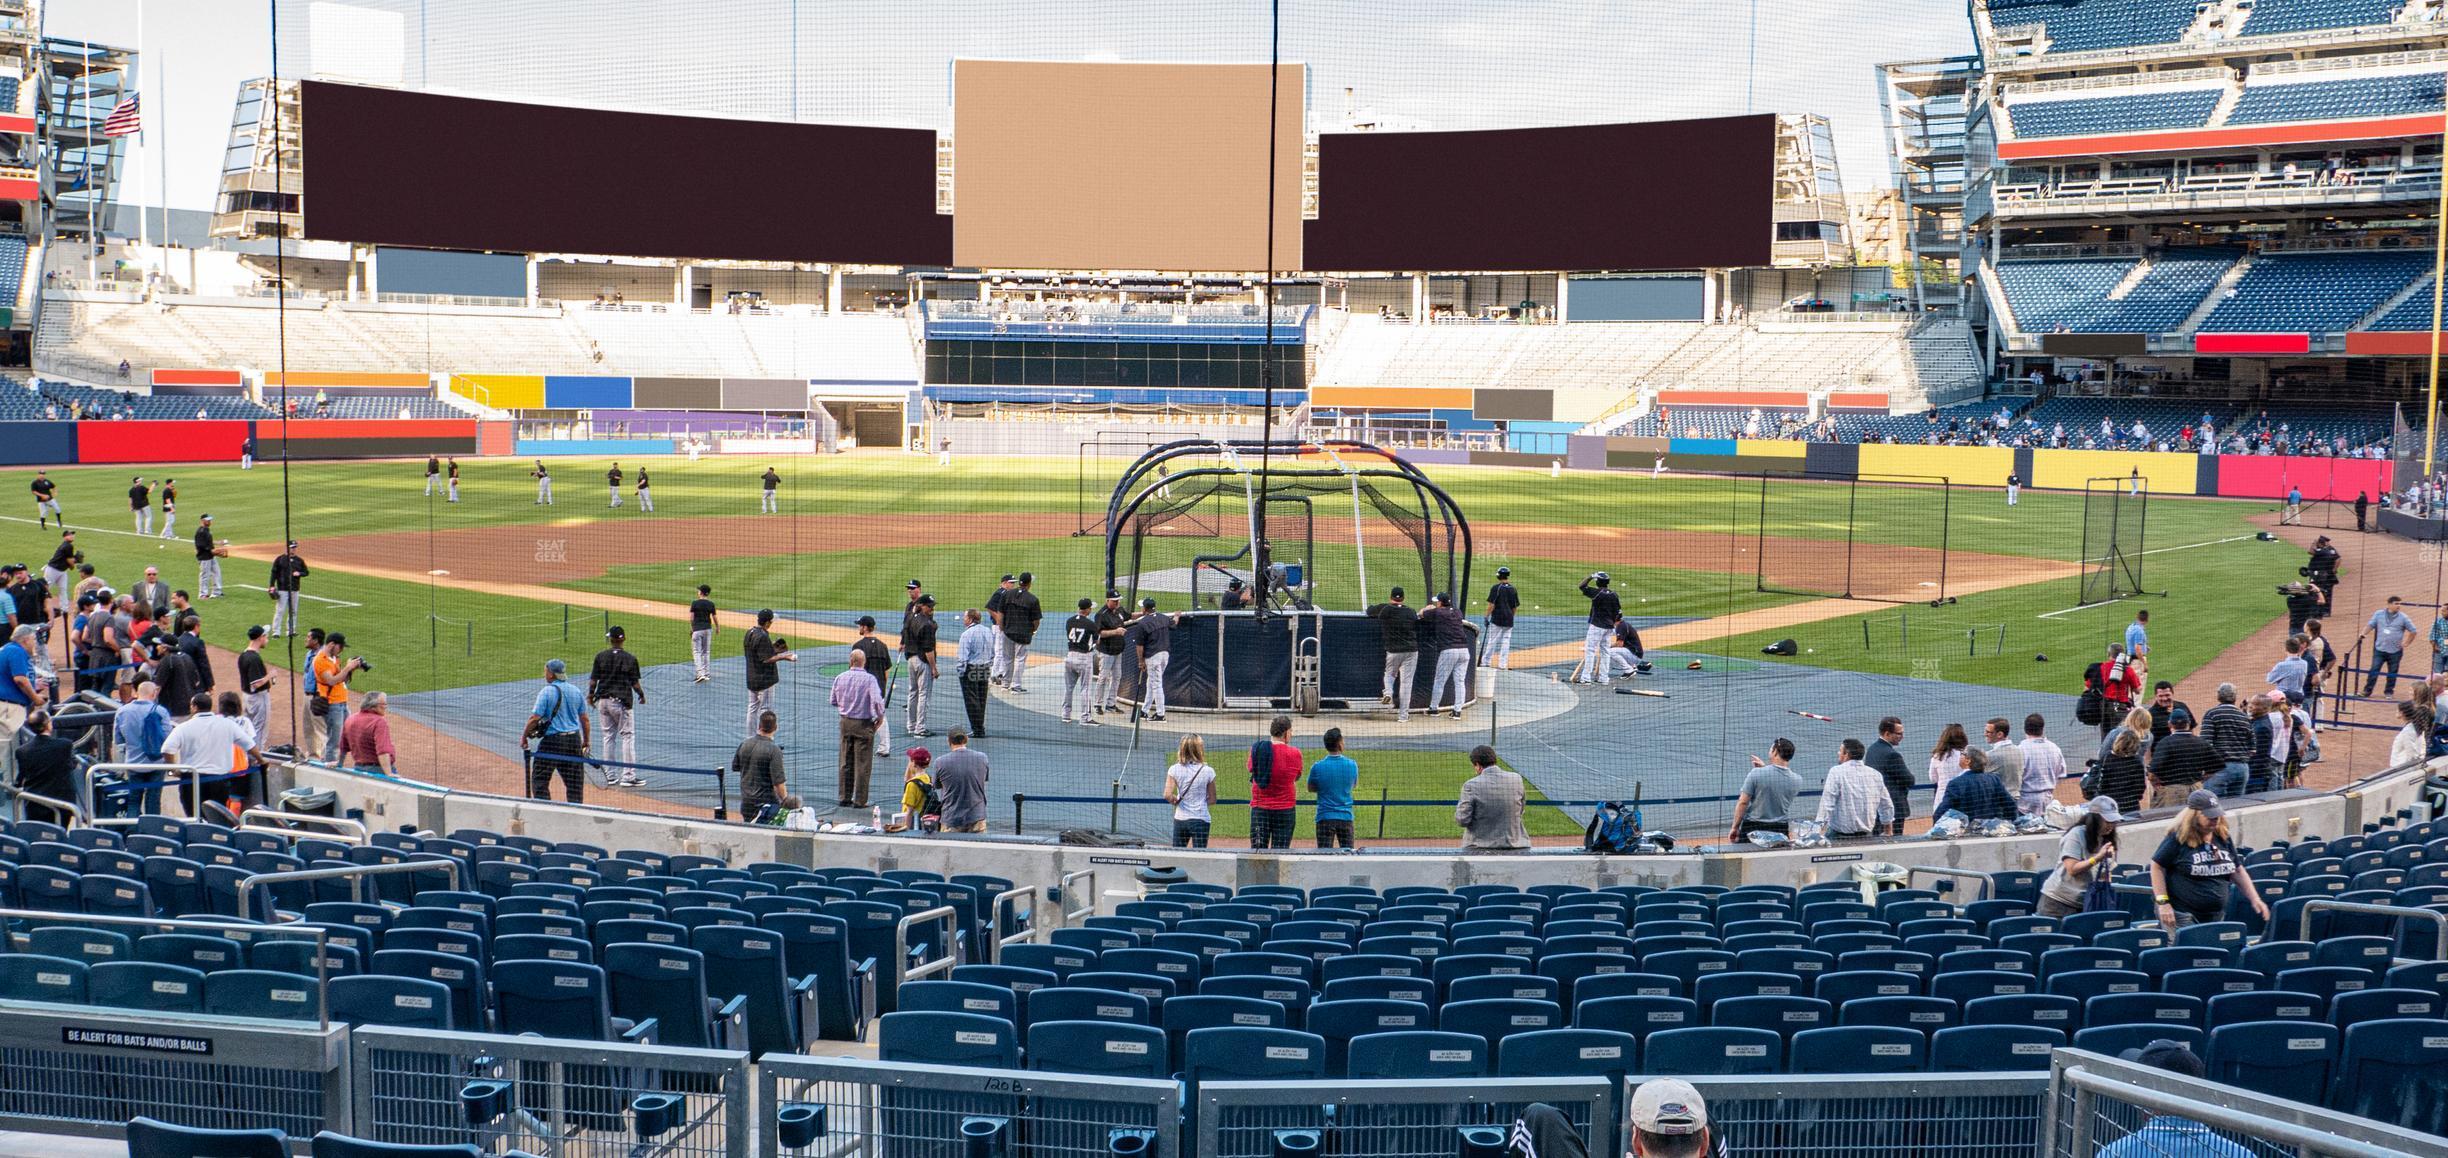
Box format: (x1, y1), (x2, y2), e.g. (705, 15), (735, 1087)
(151, 0), (168, 257)
(132, 0), (145, 251)
(81, 37), (95, 279)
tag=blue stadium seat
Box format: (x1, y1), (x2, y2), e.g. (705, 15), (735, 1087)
(1308, 999), (1433, 1075)
(1448, 973), (1560, 1006)
(1815, 970), (1921, 1005)
(1439, 997), (1562, 1051)
(1840, 995), (1959, 1038)
(1932, 970), (2036, 1005)
(1027, 986), (1151, 1027)
(2384, 961), (2448, 1004)
(125, 1117), (286, 1158)
(897, 980), (1020, 1024)
(2231, 74), (2445, 127)
(2275, 967), (2375, 1003)
(2088, 992), (2205, 1031)
(2209, 1020), (2339, 1104)
(2044, 969), (2150, 1004)
(1641, 1027), (1781, 1075)
(1930, 1024), (2064, 1072)
(494, 960), (651, 1045)
(1183, 1026), (1325, 1088)
(1345, 1030), (1488, 1079)
(1027, 1020), (1170, 1079)
(2329, 987), (2441, 1026)
(1069, 970), (1173, 1005)
(328, 974), (455, 1030)
(1163, 995), (1287, 1071)
(203, 970), (320, 1021)
(2241, 0), (2397, 37)
(1496, 1028), (1638, 1080)
(1320, 975), (1436, 1005)
(1575, 994), (1698, 1039)
(1709, 994), (1832, 1042)
(1198, 975), (1315, 1027)
(1965, 994), (2080, 1033)
(1790, 1025), (1926, 1074)
(90, 960), (204, 1012)
(878, 1010), (1017, 1068)
(1571, 972), (1682, 1003)
(27, 926), (131, 966)
(2330, 1018), (2448, 1134)
(372, 949), (488, 1033)
(761, 913), (874, 1042)
(139, 933), (247, 974)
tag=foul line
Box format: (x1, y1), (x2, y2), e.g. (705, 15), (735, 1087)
(2034, 534), (2259, 619)
(228, 583), (362, 609)
(0, 513), (200, 542)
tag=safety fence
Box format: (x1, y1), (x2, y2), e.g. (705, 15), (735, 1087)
(4, 1000), (2447, 1157)
(2044, 1049), (2448, 1158)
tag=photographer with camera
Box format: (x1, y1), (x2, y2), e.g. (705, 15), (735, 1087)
(2305, 535), (2341, 616)
(2278, 580), (2321, 636)
(309, 633), (365, 765)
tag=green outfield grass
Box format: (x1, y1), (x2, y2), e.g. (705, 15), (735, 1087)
(1143, 747), (1582, 842)
(0, 454), (2283, 704)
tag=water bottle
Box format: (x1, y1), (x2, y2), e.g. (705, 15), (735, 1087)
(871, 805), (883, 830)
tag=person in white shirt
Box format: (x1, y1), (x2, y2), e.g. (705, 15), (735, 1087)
(1815, 738), (1893, 839)
(164, 691), (256, 812)
(1927, 723), (1969, 798)
(2017, 713), (2068, 814)
(1163, 734), (1218, 848)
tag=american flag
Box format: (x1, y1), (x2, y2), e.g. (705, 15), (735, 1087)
(101, 93), (140, 137)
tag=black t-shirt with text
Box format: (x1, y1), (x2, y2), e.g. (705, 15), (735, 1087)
(1367, 602), (1418, 652)
(2152, 834), (2239, 917)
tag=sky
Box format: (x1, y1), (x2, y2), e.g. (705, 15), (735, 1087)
(51, 1), (1976, 212)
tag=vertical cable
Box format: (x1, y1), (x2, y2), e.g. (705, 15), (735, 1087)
(1254, 0), (1282, 600)
(269, 1), (300, 753)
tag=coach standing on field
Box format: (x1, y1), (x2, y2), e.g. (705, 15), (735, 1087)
(524, 658), (590, 802)
(831, 638), (885, 810)
(268, 541), (308, 638)
(1093, 590), (1128, 715)
(1000, 573), (1042, 693)
(742, 610), (797, 736)
(985, 575), (1017, 685)
(955, 609), (994, 736)
(1129, 598), (1182, 720)
(1367, 587), (1419, 722)
(193, 515), (226, 599)
(1578, 572), (1620, 685)
(902, 593), (939, 736)
(687, 585), (717, 683)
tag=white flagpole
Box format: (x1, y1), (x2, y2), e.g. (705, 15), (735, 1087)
(155, 7), (169, 255)
(133, 0), (147, 251)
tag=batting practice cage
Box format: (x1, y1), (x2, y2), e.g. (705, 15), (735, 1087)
(1099, 439), (1473, 713)
(1753, 472), (1956, 605)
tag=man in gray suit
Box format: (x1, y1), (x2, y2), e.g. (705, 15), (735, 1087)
(1455, 745), (1529, 852)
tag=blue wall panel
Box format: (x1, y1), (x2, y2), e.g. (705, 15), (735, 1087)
(543, 376), (634, 409)
(0, 420), (74, 465)
(516, 438), (674, 457)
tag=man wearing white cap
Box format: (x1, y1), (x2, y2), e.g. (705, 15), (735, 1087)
(1627, 1078), (1712, 1158)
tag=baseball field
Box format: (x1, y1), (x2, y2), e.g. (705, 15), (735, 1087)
(0, 451), (2312, 839)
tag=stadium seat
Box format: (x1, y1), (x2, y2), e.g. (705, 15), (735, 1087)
(761, 913), (874, 1042)
(1709, 994), (1832, 1042)
(1840, 996), (1959, 1038)
(898, 980), (1020, 1024)
(1163, 994), (1287, 1070)
(2276, 967), (2375, 1003)
(1965, 994), (2080, 1032)
(27, 926), (132, 966)
(1070, 970), (1174, 1005)
(1571, 972), (1683, 1002)
(1027, 1020), (1170, 1079)
(1345, 1030), (1488, 1079)
(1447, 974), (1560, 1006)
(90, 961), (204, 1013)
(879, 1010), (1017, 1068)
(2209, 1020), (2339, 1104)
(2331, 1018), (2448, 1134)
(1182, 1026), (1326, 1087)
(1028, 986), (1151, 1027)
(2329, 987), (2441, 1026)
(2072, 1024), (2204, 1058)
(1932, 970), (2035, 1005)
(1439, 997), (1562, 1051)
(1790, 1025), (1926, 1074)
(203, 970), (320, 1021)
(1309, 999), (1433, 1075)
(494, 960), (652, 1045)
(372, 950), (488, 1033)
(1575, 994), (1699, 1039)
(1930, 1024), (2064, 1072)
(1199, 975), (1315, 1027)
(1641, 1027), (1781, 1075)
(1496, 1028), (1639, 1080)
(327, 975), (455, 1030)
(2044, 969), (2150, 1004)
(125, 1117), (286, 1158)
(1320, 975), (1436, 1005)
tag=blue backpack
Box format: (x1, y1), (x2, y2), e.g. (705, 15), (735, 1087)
(1584, 802), (1640, 854)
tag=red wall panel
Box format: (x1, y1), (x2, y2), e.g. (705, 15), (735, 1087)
(2195, 332), (2310, 355)
(76, 420), (249, 463)
(1999, 114), (2443, 160)
(2215, 454), (2392, 501)
(2345, 331), (2442, 356)
(151, 368), (243, 386)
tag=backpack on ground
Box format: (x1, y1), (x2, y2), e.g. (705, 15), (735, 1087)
(1584, 802), (1641, 854)
(2075, 661), (2107, 726)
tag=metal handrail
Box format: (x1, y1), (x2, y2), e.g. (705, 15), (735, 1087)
(238, 811), (370, 845)
(0, 907), (332, 1030)
(2301, 898), (2448, 960)
(235, 858), (465, 922)
(2059, 1061), (2441, 1158)
(1059, 869), (1097, 924)
(1907, 866), (1996, 903)
(77, 761), (203, 829)
(991, 886), (1036, 960)
(896, 904), (960, 984)
(3, 785), (86, 827)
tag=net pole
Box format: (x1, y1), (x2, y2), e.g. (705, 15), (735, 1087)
(1350, 471), (1368, 608)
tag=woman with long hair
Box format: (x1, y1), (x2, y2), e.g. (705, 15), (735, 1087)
(1163, 734), (1217, 848)
(2150, 790), (2270, 930)
(1927, 723), (1969, 798)
(2391, 698), (2431, 770)
(2094, 728), (2147, 816)
(2038, 797), (2122, 918)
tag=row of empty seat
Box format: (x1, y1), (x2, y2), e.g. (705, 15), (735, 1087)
(2007, 90), (2225, 138)
(1988, 0), (2411, 53)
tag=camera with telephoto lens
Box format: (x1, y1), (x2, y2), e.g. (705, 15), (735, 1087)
(353, 656), (373, 672)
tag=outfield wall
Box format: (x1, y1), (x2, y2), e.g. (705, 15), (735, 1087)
(1, 418), (481, 466)
(1565, 437), (2390, 500)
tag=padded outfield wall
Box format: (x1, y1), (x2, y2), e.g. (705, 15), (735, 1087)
(1569, 437), (2391, 500)
(0, 419), (480, 466)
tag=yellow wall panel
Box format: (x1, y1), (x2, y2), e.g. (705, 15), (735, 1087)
(449, 374), (545, 411)
(1309, 386), (1475, 410)
(1858, 443), (2014, 484)
(2030, 449), (2195, 492)
(1736, 439), (1808, 459)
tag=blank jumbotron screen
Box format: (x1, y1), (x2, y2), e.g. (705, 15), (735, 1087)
(952, 60), (1305, 272)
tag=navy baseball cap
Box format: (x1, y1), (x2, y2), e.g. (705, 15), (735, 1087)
(856, 615), (876, 629)
(1496, 566), (1510, 577)
(1078, 598), (1093, 610)
(906, 579), (921, 590)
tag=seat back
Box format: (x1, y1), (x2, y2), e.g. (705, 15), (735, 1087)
(492, 959), (613, 1041)
(1790, 1025), (1926, 1074)
(1929, 1024), (2063, 1072)
(1183, 1026), (1325, 1085)
(90, 960), (204, 1012)
(327, 975), (455, 1030)
(125, 1117), (286, 1158)
(203, 969), (321, 1021)
(1026, 1019), (1170, 1079)
(2332, 1018), (2448, 1135)
(604, 942), (718, 1049)
(1642, 1027), (1781, 1075)
(878, 1010), (1018, 1068)
(1344, 1030), (1487, 1079)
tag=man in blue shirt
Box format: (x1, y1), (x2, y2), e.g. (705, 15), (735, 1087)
(0, 622), (39, 791)
(523, 658), (591, 803)
(955, 609), (997, 737)
(2124, 609), (2149, 670)
(2358, 595), (2417, 697)
(1307, 727), (1358, 850)
(2096, 1040), (2250, 1158)
(2266, 637), (2309, 703)
(111, 680), (172, 815)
